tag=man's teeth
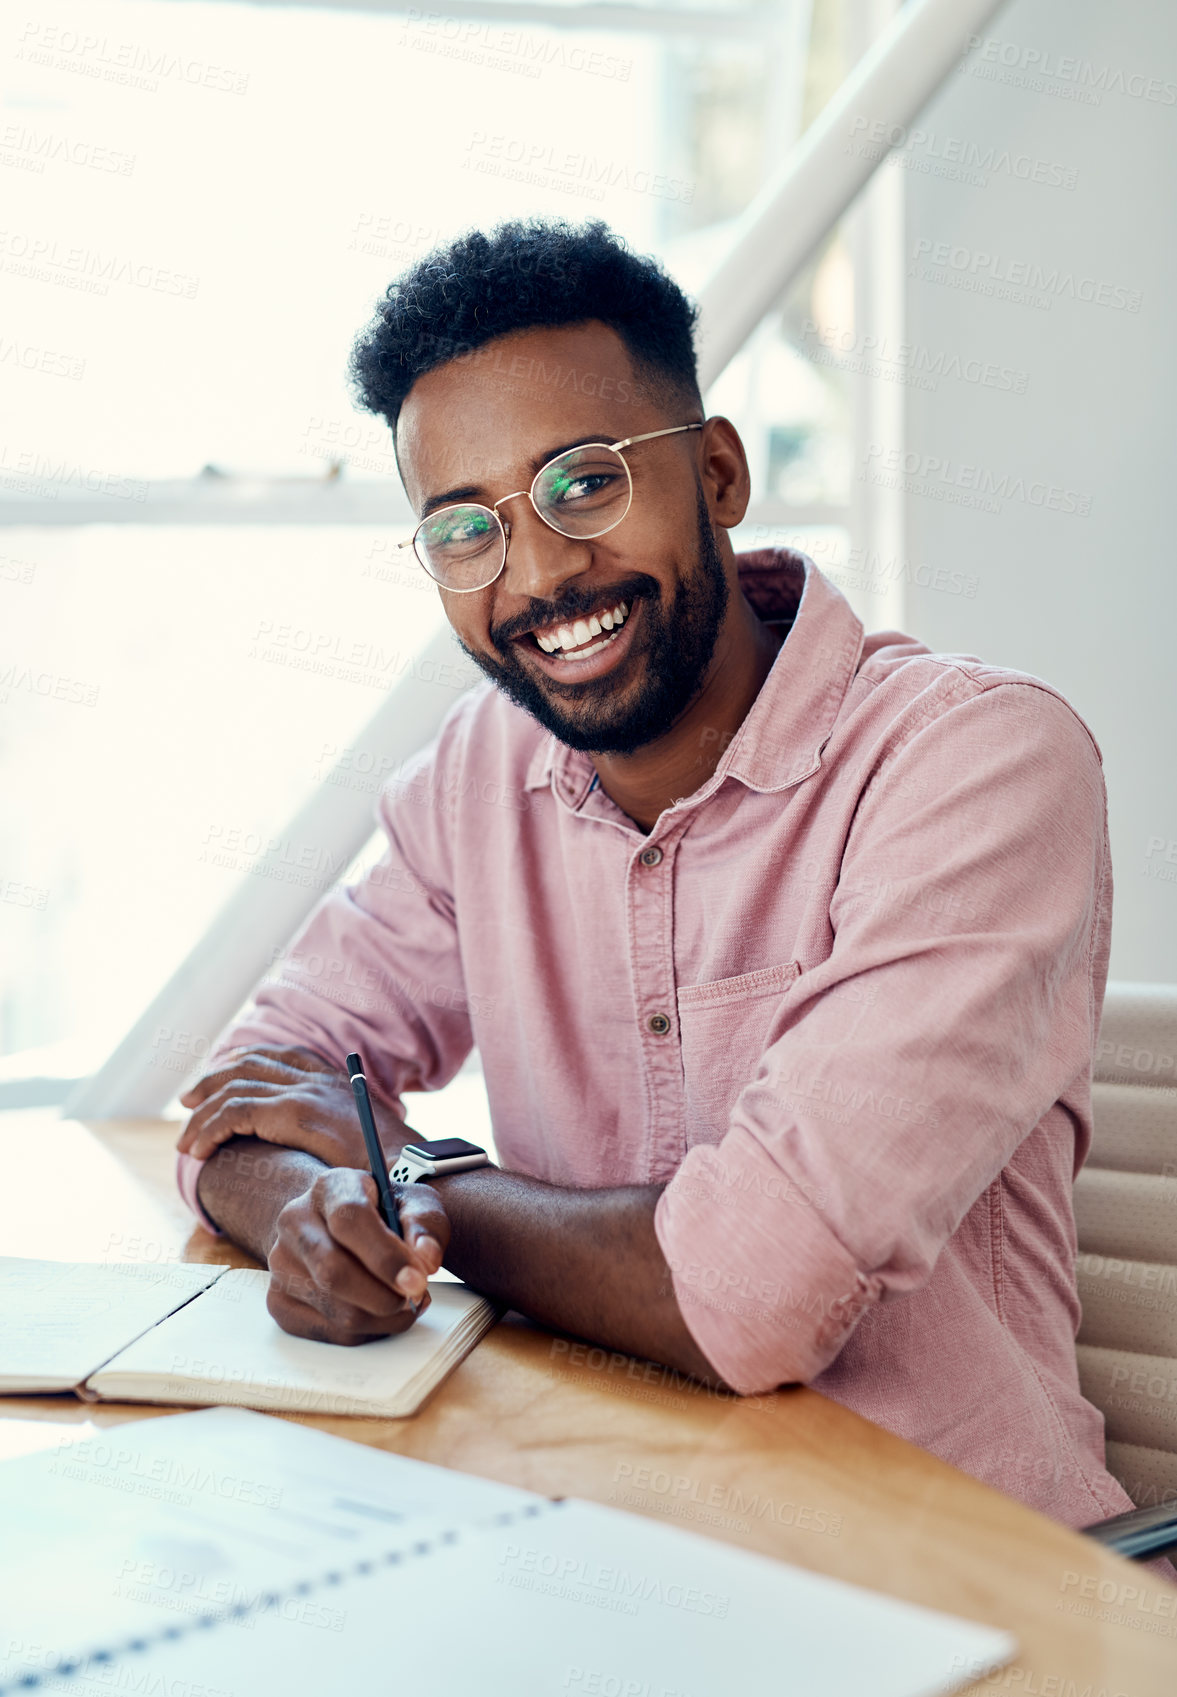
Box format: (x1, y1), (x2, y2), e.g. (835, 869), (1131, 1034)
(535, 601), (629, 654)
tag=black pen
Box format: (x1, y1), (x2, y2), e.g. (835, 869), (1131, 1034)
(345, 1052), (420, 1316)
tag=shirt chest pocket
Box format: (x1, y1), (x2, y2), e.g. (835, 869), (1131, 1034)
(676, 960), (802, 1147)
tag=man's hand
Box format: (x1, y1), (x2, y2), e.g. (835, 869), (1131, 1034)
(266, 1167), (448, 1345)
(177, 1045), (408, 1166)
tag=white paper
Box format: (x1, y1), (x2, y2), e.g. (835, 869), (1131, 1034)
(0, 1256), (228, 1392)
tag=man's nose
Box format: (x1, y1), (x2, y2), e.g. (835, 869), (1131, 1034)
(498, 498), (592, 603)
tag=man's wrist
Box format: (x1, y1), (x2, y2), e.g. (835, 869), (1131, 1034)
(197, 1138), (326, 1262)
(414, 1156), (500, 1202)
(193, 1158), (223, 1235)
(424, 1160), (500, 1188)
(419, 1163), (500, 1283)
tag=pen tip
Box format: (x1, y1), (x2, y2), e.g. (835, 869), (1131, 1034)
(345, 1053), (362, 1078)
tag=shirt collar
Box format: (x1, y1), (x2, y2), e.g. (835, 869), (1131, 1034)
(523, 549), (864, 804)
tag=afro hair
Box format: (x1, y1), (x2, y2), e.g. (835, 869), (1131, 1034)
(348, 217), (702, 437)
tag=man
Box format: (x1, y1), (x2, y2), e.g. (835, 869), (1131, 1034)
(177, 218), (1132, 1530)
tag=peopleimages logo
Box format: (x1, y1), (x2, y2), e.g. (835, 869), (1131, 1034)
(846, 115), (1077, 190)
(910, 238), (1141, 314)
(802, 318), (1029, 396)
(0, 336), (85, 381)
(0, 229), (199, 298)
(15, 21), (250, 95)
(959, 33), (1177, 106)
(464, 131), (694, 203)
(0, 123), (136, 176)
(861, 443), (1091, 518)
(0, 445), (144, 502)
(399, 10), (632, 83)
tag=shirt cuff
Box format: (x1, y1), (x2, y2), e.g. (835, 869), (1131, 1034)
(654, 1128), (882, 1395)
(176, 1151), (224, 1237)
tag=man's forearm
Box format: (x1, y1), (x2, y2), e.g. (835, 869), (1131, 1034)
(196, 1138), (726, 1389)
(430, 1167), (724, 1388)
(196, 1137), (327, 1261)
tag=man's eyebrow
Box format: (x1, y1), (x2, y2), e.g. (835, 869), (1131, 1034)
(418, 431), (620, 518)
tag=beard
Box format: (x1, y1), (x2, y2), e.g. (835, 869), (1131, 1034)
(453, 478), (730, 756)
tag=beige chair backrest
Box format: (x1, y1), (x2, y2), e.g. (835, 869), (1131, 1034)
(1075, 982), (1177, 1509)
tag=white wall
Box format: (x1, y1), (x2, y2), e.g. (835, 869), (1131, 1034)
(895, 0), (1176, 979)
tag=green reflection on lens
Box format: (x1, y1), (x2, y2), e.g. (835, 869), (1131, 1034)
(536, 450), (628, 534)
(426, 507), (494, 547)
(544, 467), (576, 501)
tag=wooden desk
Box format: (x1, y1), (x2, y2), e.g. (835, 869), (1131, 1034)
(3, 1108), (1175, 1694)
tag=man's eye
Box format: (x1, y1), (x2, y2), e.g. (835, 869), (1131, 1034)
(553, 473), (613, 503)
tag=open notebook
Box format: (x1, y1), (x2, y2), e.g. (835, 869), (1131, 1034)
(0, 1407), (1016, 1697)
(0, 1256), (499, 1416)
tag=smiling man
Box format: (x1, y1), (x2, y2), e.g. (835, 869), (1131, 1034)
(176, 218), (1136, 1531)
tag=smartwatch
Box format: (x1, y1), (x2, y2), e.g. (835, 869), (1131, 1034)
(389, 1137), (491, 1185)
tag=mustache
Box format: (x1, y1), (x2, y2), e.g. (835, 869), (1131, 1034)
(492, 574), (659, 649)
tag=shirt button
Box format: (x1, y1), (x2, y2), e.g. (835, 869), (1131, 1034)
(639, 846), (663, 867)
(647, 1012), (672, 1036)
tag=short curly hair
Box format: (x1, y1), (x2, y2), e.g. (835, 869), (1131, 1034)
(348, 217), (701, 437)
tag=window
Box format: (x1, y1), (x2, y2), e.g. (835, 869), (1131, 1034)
(2, 0), (873, 1105)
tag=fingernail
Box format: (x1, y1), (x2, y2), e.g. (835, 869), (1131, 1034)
(415, 1234), (442, 1273)
(395, 1267), (426, 1300)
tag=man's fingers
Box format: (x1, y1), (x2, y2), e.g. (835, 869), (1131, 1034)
(178, 1046), (252, 1106)
(178, 1080), (290, 1157)
(180, 1067), (296, 1117)
(320, 1174), (433, 1299)
(395, 1186), (451, 1274)
(179, 1046), (333, 1108)
(268, 1046), (337, 1073)
(179, 1051), (286, 1106)
(414, 1235), (444, 1276)
(271, 1201), (418, 1323)
(265, 1276), (422, 1346)
(180, 1050), (312, 1103)
(275, 1175), (439, 1321)
(272, 1236), (412, 1325)
(263, 1170), (448, 1346)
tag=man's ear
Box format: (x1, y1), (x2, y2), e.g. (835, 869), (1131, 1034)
(699, 416), (751, 530)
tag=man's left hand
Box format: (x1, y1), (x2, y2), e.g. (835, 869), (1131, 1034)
(177, 1044), (409, 1166)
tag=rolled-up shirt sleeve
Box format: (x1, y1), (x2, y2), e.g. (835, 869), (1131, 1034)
(176, 696), (480, 1221)
(654, 678), (1109, 1395)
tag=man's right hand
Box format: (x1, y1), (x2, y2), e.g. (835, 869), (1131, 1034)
(265, 1167), (449, 1345)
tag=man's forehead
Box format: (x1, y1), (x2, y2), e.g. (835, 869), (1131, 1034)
(396, 322), (653, 501)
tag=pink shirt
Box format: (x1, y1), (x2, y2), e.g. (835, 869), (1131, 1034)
(180, 548), (1136, 1529)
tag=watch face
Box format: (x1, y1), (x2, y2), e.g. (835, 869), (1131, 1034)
(407, 1138), (485, 1160)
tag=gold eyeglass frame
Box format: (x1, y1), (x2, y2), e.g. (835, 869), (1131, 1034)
(396, 421), (705, 593)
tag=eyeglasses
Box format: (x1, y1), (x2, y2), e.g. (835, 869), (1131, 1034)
(397, 421), (704, 593)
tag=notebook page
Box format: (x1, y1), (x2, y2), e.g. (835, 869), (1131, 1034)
(17, 1495), (1016, 1697)
(0, 1257), (229, 1393)
(86, 1265), (496, 1415)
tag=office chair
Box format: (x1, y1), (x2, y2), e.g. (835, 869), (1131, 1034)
(1073, 983), (1177, 1560)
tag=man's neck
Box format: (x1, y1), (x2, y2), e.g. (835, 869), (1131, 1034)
(591, 606), (785, 834)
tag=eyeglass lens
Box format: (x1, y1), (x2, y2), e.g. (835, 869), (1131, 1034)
(414, 445), (632, 589)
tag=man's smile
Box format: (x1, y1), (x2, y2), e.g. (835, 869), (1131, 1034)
(529, 594), (632, 655)
(515, 595), (642, 685)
